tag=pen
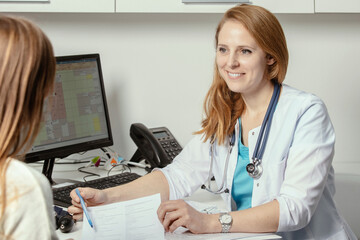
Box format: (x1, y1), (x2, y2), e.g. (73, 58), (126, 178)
(76, 188), (94, 228)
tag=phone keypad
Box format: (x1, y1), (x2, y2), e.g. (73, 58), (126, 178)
(161, 140), (182, 160)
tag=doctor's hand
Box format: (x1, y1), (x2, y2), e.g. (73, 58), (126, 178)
(157, 200), (219, 234)
(68, 187), (107, 221)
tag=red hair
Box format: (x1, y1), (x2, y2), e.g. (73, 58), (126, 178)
(196, 4), (288, 145)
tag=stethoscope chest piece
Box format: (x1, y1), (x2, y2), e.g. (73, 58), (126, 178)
(246, 160), (263, 179)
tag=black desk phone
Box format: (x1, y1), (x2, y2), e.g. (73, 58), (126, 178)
(129, 123), (182, 169)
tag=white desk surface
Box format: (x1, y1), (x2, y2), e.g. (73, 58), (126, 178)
(29, 156), (279, 240)
(30, 159), (226, 240)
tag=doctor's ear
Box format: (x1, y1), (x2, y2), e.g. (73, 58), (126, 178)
(266, 54), (275, 65)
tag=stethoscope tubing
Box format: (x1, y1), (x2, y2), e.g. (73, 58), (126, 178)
(202, 83), (281, 194)
(253, 83), (280, 161)
(202, 134), (235, 194)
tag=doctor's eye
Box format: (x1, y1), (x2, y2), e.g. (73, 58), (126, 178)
(241, 49), (252, 55)
(217, 47), (227, 54)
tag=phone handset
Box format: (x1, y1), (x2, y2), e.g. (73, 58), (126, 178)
(129, 123), (182, 170)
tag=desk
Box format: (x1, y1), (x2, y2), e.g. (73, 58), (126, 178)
(50, 164), (227, 240)
(30, 159), (279, 240)
(55, 188), (227, 240)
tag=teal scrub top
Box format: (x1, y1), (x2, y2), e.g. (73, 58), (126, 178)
(231, 118), (253, 210)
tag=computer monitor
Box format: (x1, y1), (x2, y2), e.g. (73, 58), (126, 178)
(25, 53), (113, 183)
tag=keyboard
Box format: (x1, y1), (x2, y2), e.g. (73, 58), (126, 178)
(52, 172), (141, 208)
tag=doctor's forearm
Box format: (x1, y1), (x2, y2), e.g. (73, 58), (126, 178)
(103, 171), (170, 204)
(229, 200), (279, 233)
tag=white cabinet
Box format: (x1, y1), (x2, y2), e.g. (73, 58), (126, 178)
(252, 0), (313, 13)
(315, 0), (360, 13)
(115, 0), (314, 13)
(3, 0), (360, 13)
(0, 0), (115, 13)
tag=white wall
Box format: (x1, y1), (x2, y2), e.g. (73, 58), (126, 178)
(7, 12), (360, 174)
(4, 11), (359, 238)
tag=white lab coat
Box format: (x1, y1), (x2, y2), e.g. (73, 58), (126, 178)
(160, 84), (357, 240)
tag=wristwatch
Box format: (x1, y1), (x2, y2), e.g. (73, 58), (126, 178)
(219, 212), (233, 233)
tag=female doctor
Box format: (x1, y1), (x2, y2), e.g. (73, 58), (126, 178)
(69, 4), (356, 239)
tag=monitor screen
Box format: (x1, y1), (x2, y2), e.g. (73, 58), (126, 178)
(25, 53), (113, 163)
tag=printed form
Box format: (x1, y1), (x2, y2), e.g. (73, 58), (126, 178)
(80, 193), (281, 240)
(81, 193), (164, 240)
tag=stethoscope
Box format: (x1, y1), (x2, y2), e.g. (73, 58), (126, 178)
(201, 83), (281, 194)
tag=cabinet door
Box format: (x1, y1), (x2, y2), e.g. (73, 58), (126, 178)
(116, 0), (314, 13)
(0, 0), (115, 13)
(315, 0), (360, 13)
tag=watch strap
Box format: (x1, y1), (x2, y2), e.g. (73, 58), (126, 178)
(219, 212), (232, 233)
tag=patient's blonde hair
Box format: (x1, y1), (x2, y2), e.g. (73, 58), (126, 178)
(0, 15), (55, 238)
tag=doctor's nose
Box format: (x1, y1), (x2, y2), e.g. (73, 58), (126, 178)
(226, 53), (240, 68)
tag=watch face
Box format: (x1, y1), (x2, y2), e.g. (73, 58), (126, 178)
(221, 214), (232, 224)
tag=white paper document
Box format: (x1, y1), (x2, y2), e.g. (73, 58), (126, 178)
(81, 193), (165, 240)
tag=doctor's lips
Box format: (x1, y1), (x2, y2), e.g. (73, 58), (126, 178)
(227, 71), (245, 79)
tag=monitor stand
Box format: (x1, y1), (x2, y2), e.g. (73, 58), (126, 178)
(42, 158), (56, 185)
(42, 158), (81, 186)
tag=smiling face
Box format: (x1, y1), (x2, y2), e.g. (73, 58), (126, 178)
(216, 20), (274, 96)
